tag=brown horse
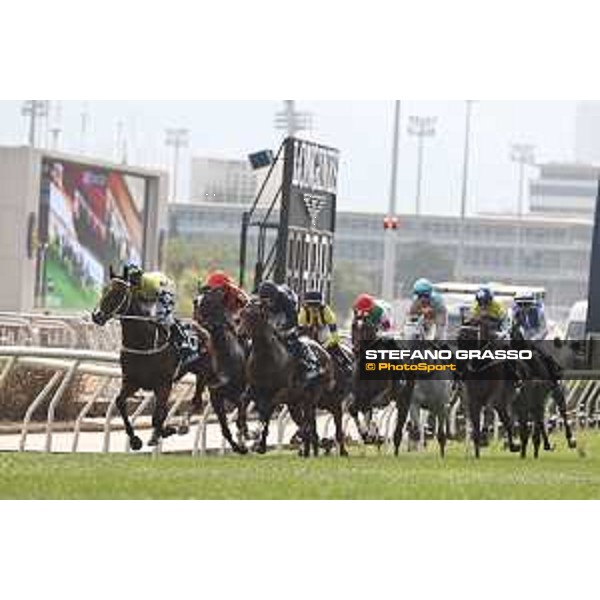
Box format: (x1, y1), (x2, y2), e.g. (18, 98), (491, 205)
(92, 269), (208, 450)
(192, 287), (250, 454)
(239, 300), (336, 457)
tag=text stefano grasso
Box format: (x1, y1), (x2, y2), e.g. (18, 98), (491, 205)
(364, 349), (533, 361)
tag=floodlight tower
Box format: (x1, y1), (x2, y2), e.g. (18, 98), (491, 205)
(165, 128), (190, 202)
(21, 100), (49, 147)
(275, 100), (313, 137)
(407, 115), (437, 216)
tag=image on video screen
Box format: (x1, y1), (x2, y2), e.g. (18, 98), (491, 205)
(36, 159), (146, 310)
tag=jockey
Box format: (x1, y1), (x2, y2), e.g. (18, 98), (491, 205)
(200, 270), (249, 327)
(469, 285), (509, 336)
(257, 281), (321, 385)
(408, 278), (448, 340)
(352, 293), (392, 335)
(299, 290), (353, 375)
(512, 291), (548, 341)
(125, 263), (195, 358)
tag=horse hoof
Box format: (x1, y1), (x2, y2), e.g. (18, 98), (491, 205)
(252, 442), (267, 455)
(509, 444), (521, 454)
(233, 444), (248, 455)
(162, 426), (177, 438)
(147, 435), (159, 447)
(177, 425), (190, 436)
(340, 448), (349, 458)
(130, 436), (143, 452)
(569, 439), (578, 450)
(544, 444), (556, 452)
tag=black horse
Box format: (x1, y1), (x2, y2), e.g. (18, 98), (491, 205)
(239, 300), (335, 457)
(192, 287), (250, 454)
(509, 324), (577, 457)
(456, 320), (521, 459)
(92, 268), (208, 450)
(350, 316), (412, 454)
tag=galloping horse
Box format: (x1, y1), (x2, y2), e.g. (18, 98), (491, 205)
(400, 315), (451, 457)
(509, 323), (577, 458)
(456, 320), (520, 459)
(350, 315), (411, 451)
(192, 287), (250, 454)
(92, 267), (209, 450)
(239, 300), (336, 457)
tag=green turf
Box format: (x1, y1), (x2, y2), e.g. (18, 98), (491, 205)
(1, 433), (599, 499)
(45, 256), (99, 310)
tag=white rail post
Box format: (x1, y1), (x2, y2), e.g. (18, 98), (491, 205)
(19, 370), (64, 452)
(277, 406), (290, 449)
(45, 360), (80, 453)
(71, 377), (111, 452)
(0, 356), (17, 389)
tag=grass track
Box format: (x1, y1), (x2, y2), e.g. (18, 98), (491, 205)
(1, 433), (600, 499)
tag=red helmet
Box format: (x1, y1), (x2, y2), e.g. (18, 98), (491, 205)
(354, 293), (375, 313)
(206, 271), (232, 289)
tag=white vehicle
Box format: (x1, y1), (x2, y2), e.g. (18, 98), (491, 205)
(564, 300), (587, 340)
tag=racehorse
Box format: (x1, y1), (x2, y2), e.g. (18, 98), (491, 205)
(350, 315), (412, 452)
(191, 287), (250, 454)
(91, 267), (209, 450)
(239, 300), (336, 457)
(295, 323), (354, 455)
(456, 319), (521, 459)
(400, 315), (451, 457)
(509, 323), (577, 457)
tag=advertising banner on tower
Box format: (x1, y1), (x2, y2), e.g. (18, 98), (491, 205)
(276, 138), (339, 299)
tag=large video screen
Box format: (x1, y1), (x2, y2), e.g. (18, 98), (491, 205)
(36, 159), (147, 310)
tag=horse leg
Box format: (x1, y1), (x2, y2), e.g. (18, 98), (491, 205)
(496, 402), (520, 453)
(436, 408), (447, 459)
(333, 403), (349, 457)
(393, 389), (412, 457)
(213, 393), (247, 455)
(552, 384), (576, 449)
(468, 402), (482, 459)
(115, 382), (143, 451)
(255, 402), (275, 454)
(148, 385), (173, 447)
(235, 390), (250, 441)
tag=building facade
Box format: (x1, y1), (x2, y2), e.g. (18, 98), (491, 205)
(575, 102), (600, 164)
(169, 202), (592, 319)
(189, 156), (257, 205)
(529, 162), (598, 218)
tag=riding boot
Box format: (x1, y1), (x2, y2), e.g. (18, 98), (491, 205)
(171, 321), (197, 365)
(329, 344), (353, 377)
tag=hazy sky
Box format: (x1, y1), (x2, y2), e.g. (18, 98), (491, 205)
(0, 100), (579, 215)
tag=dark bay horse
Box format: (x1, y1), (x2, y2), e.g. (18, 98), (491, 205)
(92, 270), (208, 450)
(350, 316), (412, 454)
(456, 321), (520, 459)
(239, 301), (336, 457)
(192, 287), (250, 454)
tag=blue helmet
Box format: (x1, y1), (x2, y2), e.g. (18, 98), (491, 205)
(476, 285), (494, 306)
(258, 281), (279, 301)
(413, 278), (433, 298)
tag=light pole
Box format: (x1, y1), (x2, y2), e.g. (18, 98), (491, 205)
(407, 115), (437, 216)
(21, 101), (49, 147)
(509, 143), (536, 280)
(456, 100), (476, 279)
(381, 101), (401, 301)
(165, 128), (190, 202)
